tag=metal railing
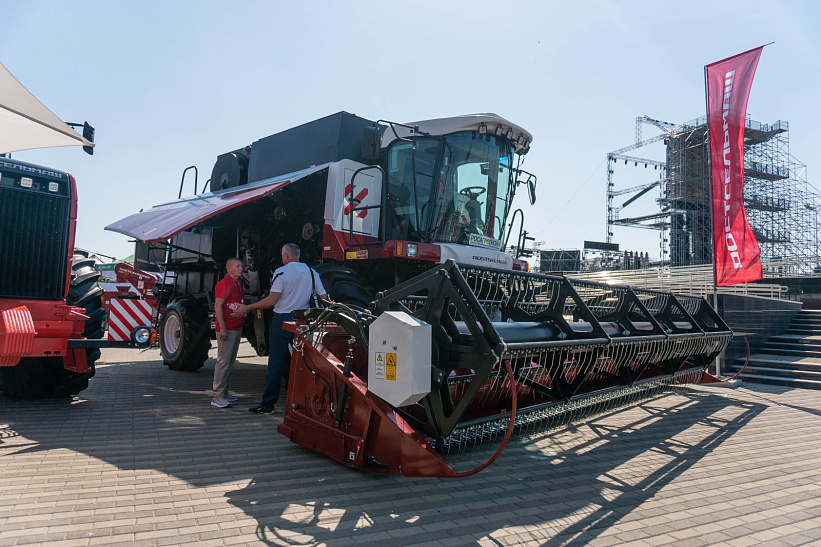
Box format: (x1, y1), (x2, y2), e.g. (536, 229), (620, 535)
(567, 264), (788, 299)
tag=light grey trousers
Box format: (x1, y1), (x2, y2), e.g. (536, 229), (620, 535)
(213, 330), (242, 399)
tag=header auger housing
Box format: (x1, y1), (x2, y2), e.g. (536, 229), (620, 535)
(278, 260), (732, 477)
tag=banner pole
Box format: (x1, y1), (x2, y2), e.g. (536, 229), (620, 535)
(705, 64), (722, 378)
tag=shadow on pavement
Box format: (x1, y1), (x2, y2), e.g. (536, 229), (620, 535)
(0, 346), (767, 545)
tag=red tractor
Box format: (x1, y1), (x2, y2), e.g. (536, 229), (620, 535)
(0, 157), (105, 397)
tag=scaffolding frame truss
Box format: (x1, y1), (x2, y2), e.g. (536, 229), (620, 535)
(606, 115), (818, 275)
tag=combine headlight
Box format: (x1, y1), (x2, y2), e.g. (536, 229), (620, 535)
(407, 243), (418, 258)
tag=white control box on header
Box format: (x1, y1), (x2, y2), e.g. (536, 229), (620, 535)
(368, 311), (432, 407)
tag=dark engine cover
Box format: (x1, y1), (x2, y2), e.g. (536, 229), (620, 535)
(245, 111), (376, 184)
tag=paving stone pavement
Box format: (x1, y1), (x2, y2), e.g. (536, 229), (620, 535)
(2, 343), (821, 546)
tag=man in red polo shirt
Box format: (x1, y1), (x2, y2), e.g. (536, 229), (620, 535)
(211, 257), (245, 408)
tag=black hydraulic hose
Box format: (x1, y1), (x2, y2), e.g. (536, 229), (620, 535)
(294, 341), (337, 412)
(334, 337), (356, 426)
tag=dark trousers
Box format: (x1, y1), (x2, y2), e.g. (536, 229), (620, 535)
(260, 312), (293, 410)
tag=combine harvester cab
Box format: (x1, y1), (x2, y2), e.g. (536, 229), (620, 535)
(279, 260), (733, 477)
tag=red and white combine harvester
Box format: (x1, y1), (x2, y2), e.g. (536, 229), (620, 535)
(105, 111), (733, 476)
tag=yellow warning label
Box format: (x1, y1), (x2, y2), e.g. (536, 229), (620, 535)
(386, 352), (396, 380)
(346, 251), (358, 260)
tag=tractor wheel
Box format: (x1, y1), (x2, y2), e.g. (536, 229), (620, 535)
(0, 252), (104, 399)
(68, 251), (106, 364)
(313, 264), (375, 310)
(0, 357), (94, 399)
(159, 299), (211, 371)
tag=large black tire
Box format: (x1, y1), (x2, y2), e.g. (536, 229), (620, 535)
(0, 252), (103, 399)
(0, 357), (92, 399)
(313, 264), (375, 310)
(159, 299), (211, 371)
(68, 252), (106, 364)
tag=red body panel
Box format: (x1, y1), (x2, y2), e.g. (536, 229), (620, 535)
(321, 225), (381, 261)
(0, 306), (35, 365)
(114, 263), (158, 299)
(0, 300), (89, 371)
(277, 324), (458, 477)
(380, 240), (442, 262)
(65, 174), (79, 297)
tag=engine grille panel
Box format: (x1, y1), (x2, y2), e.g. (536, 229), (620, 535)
(0, 187), (71, 300)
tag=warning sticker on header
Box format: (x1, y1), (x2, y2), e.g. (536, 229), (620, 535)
(386, 352), (396, 381)
(374, 352), (385, 379)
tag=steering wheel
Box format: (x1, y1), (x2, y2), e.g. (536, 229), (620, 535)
(459, 186), (486, 200)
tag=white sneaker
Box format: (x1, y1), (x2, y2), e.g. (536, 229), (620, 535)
(211, 397), (231, 408)
(225, 394), (239, 402)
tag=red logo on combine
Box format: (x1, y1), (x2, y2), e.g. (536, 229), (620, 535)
(344, 183), (369, 218)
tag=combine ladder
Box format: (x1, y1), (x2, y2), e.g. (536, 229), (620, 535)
(728, 310), (821, 389)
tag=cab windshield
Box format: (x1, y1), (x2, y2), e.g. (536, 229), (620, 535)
(384, 132), (514, 246)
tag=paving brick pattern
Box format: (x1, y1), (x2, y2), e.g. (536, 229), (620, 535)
(2, 344), (821, 546)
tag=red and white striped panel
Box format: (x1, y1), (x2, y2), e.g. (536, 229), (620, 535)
(108, 298), (153, 342)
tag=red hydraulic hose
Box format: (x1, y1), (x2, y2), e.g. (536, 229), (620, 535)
(452, 359), (518, 478)
(724, 336), (750, 382)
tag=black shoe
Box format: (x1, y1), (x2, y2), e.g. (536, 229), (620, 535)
(248, 406), (276, 414)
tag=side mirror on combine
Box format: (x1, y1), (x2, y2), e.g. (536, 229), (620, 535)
(82, 122), (95, 155)
(515, 169), (537, 205)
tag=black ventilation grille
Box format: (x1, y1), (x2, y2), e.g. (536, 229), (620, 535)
(0, 188), (71, 300)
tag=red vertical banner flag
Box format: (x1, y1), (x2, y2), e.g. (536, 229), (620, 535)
(706, 47), (764, 286)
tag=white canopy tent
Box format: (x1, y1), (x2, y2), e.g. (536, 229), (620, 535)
(0, 60), (94, 154)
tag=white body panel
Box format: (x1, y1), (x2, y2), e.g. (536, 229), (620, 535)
(438, 243), (513, 269)
(368, 311), (431, 407)
(380, 113), (532, 154)
(323, 159), (383, 239)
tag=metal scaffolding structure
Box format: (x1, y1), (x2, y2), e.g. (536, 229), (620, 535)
(607, 115), (818, 274)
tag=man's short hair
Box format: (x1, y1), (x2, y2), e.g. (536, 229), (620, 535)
(225, 257), (242, 267)
(282, 243), (301, 259)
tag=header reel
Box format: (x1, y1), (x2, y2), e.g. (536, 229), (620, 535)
(279, 261), (732, 477)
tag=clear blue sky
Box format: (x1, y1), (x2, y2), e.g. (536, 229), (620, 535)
(4, 0), (820, 261)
